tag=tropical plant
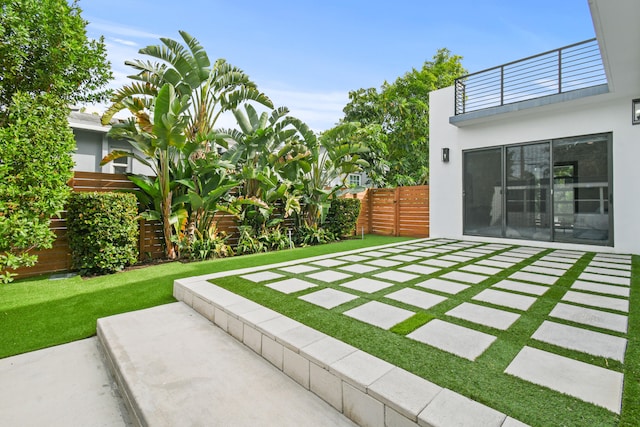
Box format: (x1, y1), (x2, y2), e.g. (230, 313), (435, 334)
(101, 31), (273, 259)
(301, 121), (370, 228)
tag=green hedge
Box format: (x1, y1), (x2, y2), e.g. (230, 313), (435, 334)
(67, 192), (139, 275)
(325, 198), (362, 238)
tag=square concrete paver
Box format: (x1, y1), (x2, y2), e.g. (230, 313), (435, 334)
(344, 301), (414, 330)
(266, 278), (317, 294)
(477, 259), (516, 269)
(338, 255), (370, 263)
(380, 247), (408, 254)
(509, 271), (558, 285)
(366, 259), (402, 268)
(306, 270), (352, 283)
(578, 272), (630, 286)
(341, 277), (395, 293)
(492, 279), (549, 296)
(311, 259), (347, 268)
(550, 303), (628, 333)
(589, 261), (631, 270)
(418, 388), (507, 427)
(298, 288), (359, 309)
(385, 288), (447, 310)
(416, 278), (470, 295)
(399, 264), (440, 276)
(447, 303), (520, 330)
(440, 271), (488, 284)
(407, 250), (440, 258)
(571, 281), (630, 298)
(241, 271), (285, 282)
(550, 250), (585, 259)
(460, 264), (503, 276)
(473, 289), (537, 311)
(522, 265), (565, 276)
(338, 264), (380, 274)
(539, 255), (578, 265)
(490, 255), (524, 264)
(532, 321), (627, 362)
(278, 265), (320, 274)
(439, 254), (473, 263)
(387, 254), (422, 263)
(562, 291), (628, 313)
(373, 271), (419, 283)
(505, 346), (623, 413)
(359, 250), (390, 257)
(584, 266), (631, 278)
(421, 259), (458, 268)
(407, 319), (496, 361)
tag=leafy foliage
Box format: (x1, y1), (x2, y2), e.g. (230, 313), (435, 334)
(0, 93), (75, 283)
(325, 198), (362, 238)
(66, 192), (139, 275)
(0, 0), (112, 112)
(295, 224), (335, 246)
(341, 48), (466, 186)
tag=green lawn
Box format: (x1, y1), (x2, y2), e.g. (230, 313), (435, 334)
(0, 235), (410, 359)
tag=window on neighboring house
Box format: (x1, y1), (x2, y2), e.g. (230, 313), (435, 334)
(111, 150), (131, 174)
(348, 174), (361, 187)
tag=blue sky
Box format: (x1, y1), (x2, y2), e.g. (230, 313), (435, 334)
(80, 0), (596, 131)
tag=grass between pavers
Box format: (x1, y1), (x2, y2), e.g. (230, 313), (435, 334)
(0, 235), (411, 359)
(211, 242), (638, 427)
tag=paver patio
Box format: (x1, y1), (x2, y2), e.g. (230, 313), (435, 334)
(210, 237), (634, 425)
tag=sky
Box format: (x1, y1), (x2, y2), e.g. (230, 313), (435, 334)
(79, 0), (596, 132)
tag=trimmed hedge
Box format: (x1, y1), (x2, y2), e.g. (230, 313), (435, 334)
(325, 198), (361, 238)
(67, 192), (139, 275)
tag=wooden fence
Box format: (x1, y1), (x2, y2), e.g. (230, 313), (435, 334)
(351, 185), (430, 238)
(14, 173), (429, 278)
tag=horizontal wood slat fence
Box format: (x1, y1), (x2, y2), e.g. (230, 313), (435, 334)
(15, 172), (429, 278)
(351, 185), (430, 238)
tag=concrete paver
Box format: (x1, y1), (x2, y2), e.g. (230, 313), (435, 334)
(338, 263), (380, 274)
(509, 271), (558, 285)
(571, 280), (630, 297)
(505, 346), (623, 414)
(279, 264), (320, 274)
(367, 259), (402, 267)
(532, 321), (627, 362)
(447, 302), (520, 330)
(416, 278), (470, 295)
(473, 289), (537, 311)
(418, 388), (506, 427)
(578, 272), (630, 286)
(306, 270), (352, 283)
(562, 291), (629, 313)
(299, 288), (359, 309)
(267, 278), (317, 294)
(341, 277), (395, 293)
(492, 279), (549, 296)
(549, 303), (628, 333)
(344, 301), (414, 329)
(386, 288), (447, 310)
(440, 271), (487, 284)
(460, 264), (503, 276)
(399, 264), (440, 276)
(407, 319), (496, 361)
(373, 270), (419, 283)
(242, 271), (284, 282)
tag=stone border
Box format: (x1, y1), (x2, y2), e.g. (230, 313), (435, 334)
(174, 275), (527, 427)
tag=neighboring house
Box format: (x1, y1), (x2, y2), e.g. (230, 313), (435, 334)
(69, 110), (154, 176)
(429, 0), (640, 254)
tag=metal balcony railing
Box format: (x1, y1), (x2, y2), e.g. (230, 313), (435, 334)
(454, 38), (607, 115)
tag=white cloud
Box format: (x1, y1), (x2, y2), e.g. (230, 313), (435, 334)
(87, 19), (164, 41)
(111, 38), (138, 47)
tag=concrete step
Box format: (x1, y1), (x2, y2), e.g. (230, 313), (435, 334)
(97, 302), (356, 427)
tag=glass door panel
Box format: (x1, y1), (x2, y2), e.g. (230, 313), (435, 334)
(463, 148), (503, 237)
(553, 135), (610, 244)
(505, 143), (551, 240)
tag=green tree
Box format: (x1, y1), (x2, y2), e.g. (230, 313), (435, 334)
(0, 0), (112, 115)
(0, 94), (75, 282)
(342, 48), (466, 186)
(0, 0), (111, 281)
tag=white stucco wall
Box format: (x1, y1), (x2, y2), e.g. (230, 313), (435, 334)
(429, 86), (640, 254)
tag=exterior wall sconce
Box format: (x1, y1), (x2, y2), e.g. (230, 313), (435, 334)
(633, 99), (640, 125)
(442, 148), (450, 163)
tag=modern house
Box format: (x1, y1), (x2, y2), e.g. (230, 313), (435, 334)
(429, 0), (640, 254)
(69, 110), (154, 176)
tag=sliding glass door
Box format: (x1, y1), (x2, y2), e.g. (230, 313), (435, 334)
(463, 133), (612, 246)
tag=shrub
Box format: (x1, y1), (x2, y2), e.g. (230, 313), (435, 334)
(295, 224), (335, 246)
(67, 192), (139, 275)
(325, 198), (362, 238)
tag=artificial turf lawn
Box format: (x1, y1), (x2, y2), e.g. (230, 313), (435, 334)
(210, 243), (638, 427)
(0, 235), (411, 359)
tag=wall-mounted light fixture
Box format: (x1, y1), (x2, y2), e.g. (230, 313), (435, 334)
(633, 99), (640, 125)
(442, 148), (450, 163)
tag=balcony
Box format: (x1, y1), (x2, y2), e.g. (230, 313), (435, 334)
(453, 39), (608, 119)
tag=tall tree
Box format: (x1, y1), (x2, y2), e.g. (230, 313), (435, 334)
(0, 0), (111, 281)
(0, 0), (112, 116)
(342, 48), (466, 186)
